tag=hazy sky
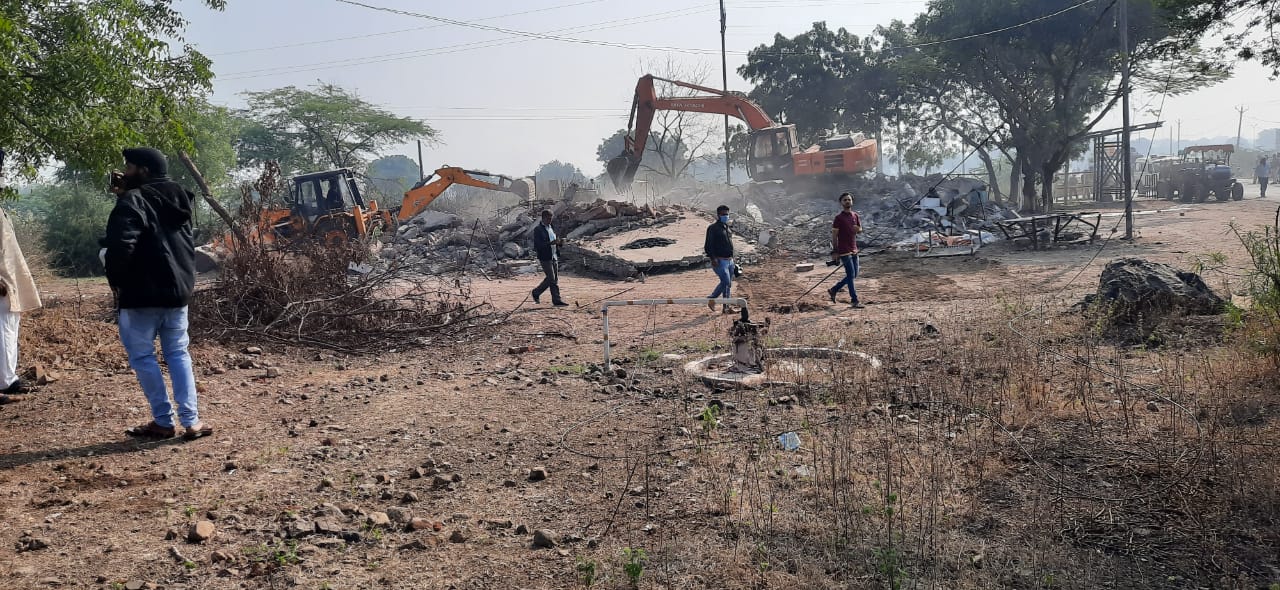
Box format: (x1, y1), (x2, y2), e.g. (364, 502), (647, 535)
(180, 0), (1280, 178)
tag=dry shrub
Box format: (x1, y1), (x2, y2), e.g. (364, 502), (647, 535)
(189, 163), (495, 353)
(17, 290), (122, 371)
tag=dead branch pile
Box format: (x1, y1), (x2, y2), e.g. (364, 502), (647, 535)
(190, 164), (496, 353)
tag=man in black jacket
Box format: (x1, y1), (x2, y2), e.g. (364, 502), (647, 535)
(530, 209), (568, 306)
(704, 205), (734, 313)
(104, 147), (212, 441)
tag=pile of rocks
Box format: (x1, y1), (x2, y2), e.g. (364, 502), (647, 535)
(379, 199), (694, 277)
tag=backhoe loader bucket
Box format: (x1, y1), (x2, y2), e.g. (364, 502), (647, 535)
(607, 155), (638, 193)
(507, 178), (533, 200)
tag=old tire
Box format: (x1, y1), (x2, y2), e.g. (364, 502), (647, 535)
(1180, 180), (1196, 203)
(1231, 181), (1245, 201)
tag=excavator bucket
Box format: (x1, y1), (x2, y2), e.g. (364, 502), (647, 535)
(607, 154), (638, 193)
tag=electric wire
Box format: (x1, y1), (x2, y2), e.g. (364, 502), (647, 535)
(221, 5), (714, 80)
(207, 0), (612, 56)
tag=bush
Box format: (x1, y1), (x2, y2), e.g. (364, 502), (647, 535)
(35, 183), (114, 277)
(1231, 206), (1280, 361)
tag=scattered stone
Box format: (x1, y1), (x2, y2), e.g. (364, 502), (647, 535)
(386, 507), (412, 524)
(188, 520), (216, 543)
(399, 539), (431, 551)
(528, 466), (548, 482)
(367, 512), (392, 528)
(502, 479), (518, 488)
(515, 524), (530, 535)
(15, 534), (49, 552)
(402, 492), (420, 503)
(794, 262), (815, 272)
(244, 346), (263, 355)
(210, 550), (235, 564)
(408, 517), (436, 531)
(286, 519), (314, 538)
(531, 529), (557, 549)
(449, 529), (468, 543)
(1147, 401), (1160, 412)
(265, 367), (282, 378)
(431, 476), (452, 489)
(314, 518), (345, 535)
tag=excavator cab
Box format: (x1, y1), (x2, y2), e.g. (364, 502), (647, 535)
(747, 125), (798, 182)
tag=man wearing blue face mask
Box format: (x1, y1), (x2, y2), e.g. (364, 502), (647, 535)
(704, 205), (735, 313)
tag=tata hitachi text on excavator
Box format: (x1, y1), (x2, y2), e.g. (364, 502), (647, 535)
(606, 74), (878, 192)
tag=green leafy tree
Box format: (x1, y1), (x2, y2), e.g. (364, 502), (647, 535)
(740, 22), (893, 146)
(596, 129), (684, 173)
(0, 0), (225, 178)
(916, 0), (1226, 211)
(366, 155), (421, 201)
(1157, 0), (1280, 74)
(535, 160), (587, 184)
(32, 183), (115, 277)
(236, 84), (436, 175)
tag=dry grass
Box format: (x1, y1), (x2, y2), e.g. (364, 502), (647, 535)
(563, 293), (1280, 589)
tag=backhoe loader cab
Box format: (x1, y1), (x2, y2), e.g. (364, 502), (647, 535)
(291, 169), (368, 217)
(270, 168), (387, 245)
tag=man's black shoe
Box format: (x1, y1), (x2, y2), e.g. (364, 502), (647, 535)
(552, 301), (570, 307)
(827, 287), (837, 304)
(2, 380), (29, 395)
(531, 289), (541, 304)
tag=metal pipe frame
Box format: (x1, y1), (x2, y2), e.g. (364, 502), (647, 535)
(601, 297), (749, 370)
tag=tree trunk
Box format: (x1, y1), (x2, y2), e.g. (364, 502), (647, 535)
(1021, 161), (1039, 213)
(1041, 161), (1056, 213)
(1009, 152), (1022, 210)
(976, 147), (1001, 204)
(178, 151), (243, 244)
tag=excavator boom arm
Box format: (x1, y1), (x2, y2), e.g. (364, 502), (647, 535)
(608, 74), (777, 191)
(398, 167), (530, 222)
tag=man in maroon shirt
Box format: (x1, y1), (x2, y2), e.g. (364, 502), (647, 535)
(827, 192), (864, 308)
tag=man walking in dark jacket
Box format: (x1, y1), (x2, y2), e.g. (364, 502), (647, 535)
(704, 205), (734, 313)
(104, 147), (212, 440)
(531, 209), (568, 307)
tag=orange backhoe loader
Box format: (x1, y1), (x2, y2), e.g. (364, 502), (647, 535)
(606, 74), (878, 192)
(198, 166), (530, 271)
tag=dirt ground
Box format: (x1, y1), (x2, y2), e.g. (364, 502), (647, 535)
(1, 197), (1277, 589)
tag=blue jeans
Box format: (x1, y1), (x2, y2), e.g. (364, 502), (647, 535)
(708, 258), (733, 300)
(118, 307), (199, 429)
(831, 254), (860, 303)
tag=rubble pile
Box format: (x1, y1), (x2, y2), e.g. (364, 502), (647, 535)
(1083, 257), (1225, 342)
(380, 198), (705, 278)
(750, 176), (1021, 255)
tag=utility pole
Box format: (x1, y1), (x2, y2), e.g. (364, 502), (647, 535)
(1177, 119), (1181, 154)
(1120, 0), (1134, 240)
(720, 0), (731, 186)
(416, 140), (425, 181)
(1235, 105), (1248, 148)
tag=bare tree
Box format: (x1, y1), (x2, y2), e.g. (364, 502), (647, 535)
(639, 58), (720, 186)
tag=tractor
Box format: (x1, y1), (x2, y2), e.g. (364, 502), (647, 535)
(1154, 144), (1244, 203)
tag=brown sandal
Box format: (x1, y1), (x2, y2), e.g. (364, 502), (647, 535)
(125, 421), (176, 439)
(183, 423), (214, 441)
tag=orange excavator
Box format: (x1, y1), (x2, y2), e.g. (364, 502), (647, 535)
(606, 74), (878, 192)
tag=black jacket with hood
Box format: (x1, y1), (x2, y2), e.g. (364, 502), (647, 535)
(103, 178), (197, 309)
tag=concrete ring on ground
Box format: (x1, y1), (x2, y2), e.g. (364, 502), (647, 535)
(683, 346), (882, 388)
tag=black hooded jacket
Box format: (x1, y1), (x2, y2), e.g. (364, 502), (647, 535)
(102, 178), (197, 309)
